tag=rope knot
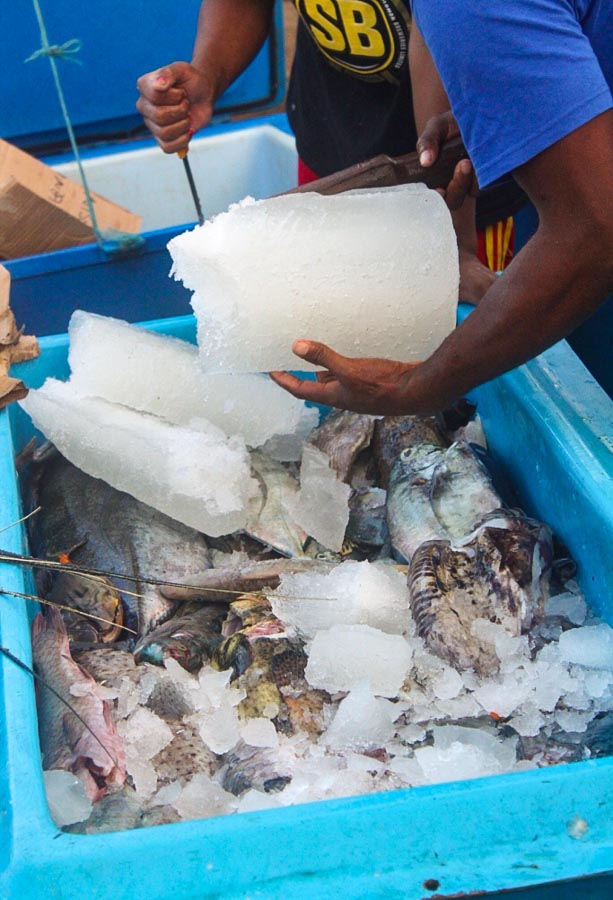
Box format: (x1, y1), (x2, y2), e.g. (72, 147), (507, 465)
(25, 38), (82, 64)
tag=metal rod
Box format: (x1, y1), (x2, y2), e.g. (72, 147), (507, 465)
(178, 149), (204, 225)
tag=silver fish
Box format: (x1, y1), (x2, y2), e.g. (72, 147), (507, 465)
(309, 410), (376, 483)
(373, 415), (449, 489)
(246, 450), (308, 557)
(386, 444), (447, 563)
(26, 449), (213, 638)
(408, 511), (553, 675)
(430, 441), (502, 539)
(347, 487), (389, 550)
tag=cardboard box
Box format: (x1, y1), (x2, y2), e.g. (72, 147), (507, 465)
(0, 139), (142, 259)
(0, 263), (39, 408)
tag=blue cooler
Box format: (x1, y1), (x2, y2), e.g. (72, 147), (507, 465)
(1, 311), (612, 898)
(2, 0), (297, 334)
(1, 3), (613, 896)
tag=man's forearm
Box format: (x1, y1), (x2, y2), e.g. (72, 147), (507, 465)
(191, 0), (275, 102)
(406, 237), (611, 413)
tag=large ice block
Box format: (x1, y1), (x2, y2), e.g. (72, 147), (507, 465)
(168, 185), (459, 373)
(67, 311), (316, 448)
(19, 379), (257, 537)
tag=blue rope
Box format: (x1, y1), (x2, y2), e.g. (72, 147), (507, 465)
(25, 0), (144, 256)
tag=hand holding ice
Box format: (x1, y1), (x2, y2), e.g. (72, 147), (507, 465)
(168, 186), (459, 373)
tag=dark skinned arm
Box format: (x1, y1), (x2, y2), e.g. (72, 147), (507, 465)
(270, 109), (613, 415)
(136, 0), (274, 153)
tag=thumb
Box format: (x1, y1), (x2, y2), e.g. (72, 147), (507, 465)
(153, 62), (192, 90)
(292, 340), (352, 374)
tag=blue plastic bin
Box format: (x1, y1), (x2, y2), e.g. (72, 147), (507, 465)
(0, 310), (612, 899)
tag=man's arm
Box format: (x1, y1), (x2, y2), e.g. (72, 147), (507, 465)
(271, 110), (613, 414)
(136, 0), (275, 153)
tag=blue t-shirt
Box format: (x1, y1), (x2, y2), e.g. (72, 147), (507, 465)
(411, 1), (613, 187)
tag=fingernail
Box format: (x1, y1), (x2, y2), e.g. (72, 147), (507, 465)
(420, 150), (434, 166)
(293, 340), (309, 356)
(459, 159), (472, 175)
(155, 75), (168, 86)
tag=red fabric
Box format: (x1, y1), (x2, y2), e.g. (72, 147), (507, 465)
(297, 158), (320, 186)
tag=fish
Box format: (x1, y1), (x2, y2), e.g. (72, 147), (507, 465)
(64, 786), (144, 834)
(42, 569), (124, 644)
(386, 444), (447, 563)
(346, 487), (390, 550)
(372, 415), (448, 489)
(151, 723), (219, 787)
(25, 448), (213, 638)
(159, 557), (337, 603)
(245, 450), (308, 557)
(32, 607), (126, 800)
(133, 601), (228, 672)
(430, 441), (503, 539)
(408, 510), (553, 675)
(309, 410), (376, 484)
(386, 440), (504, 563)
(218, 741), (292, 795)
(217, 594), (331, 736)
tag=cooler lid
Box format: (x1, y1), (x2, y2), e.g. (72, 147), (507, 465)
(2, 0), (285, 155)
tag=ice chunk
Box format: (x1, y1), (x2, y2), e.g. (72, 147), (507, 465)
(240, 718), (279, 748)
(558, 624), (613, 671)
(545, 592), (588, 625)
(236, 789), (284, 814)
(261, 406), (320, 462)
(19, 378), (257, 537)
(118, 708), (174, 761)
(168, 185), (459, 373)
(190, 705), (241, 755)
(305, 625), (413, 696)
(430, 664), (464, 701)
(323, 682), (397, 751)
(290, 445), (351, 552)
(473, 674), (532, 719)
(68, 311), (316, 448)
(270, 559), (409, 638)
(151, 781), (182, 807)
(44, 770), (93, 827)
(172, 774), (238, 820)
(508, 707), (546, 737)
(415, 725), (517, 784)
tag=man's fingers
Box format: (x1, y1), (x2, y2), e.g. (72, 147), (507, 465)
(136, 96), (189, 125)
(444, 159), (476, 210)
(269, 371), (337, 404)
(291, 339), (355, 377)
(416, 111), (460, 167)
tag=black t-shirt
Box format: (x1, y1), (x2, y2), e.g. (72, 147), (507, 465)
(287, 5), (416, 178)
(286, 4), (526, 229)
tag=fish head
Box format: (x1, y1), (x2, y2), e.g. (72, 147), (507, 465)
(47, 571), (124, 643)
(212, 633), (253, 680)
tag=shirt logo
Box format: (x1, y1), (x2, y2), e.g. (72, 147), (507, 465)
(295, 0), (410, 82)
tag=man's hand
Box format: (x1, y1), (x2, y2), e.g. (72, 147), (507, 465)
(136, 62), (215, 154)
(269, 340), (420, 415)
(418, 111), (480, 210)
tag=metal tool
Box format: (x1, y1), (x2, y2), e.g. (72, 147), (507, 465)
(178, 147), (205, 225)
